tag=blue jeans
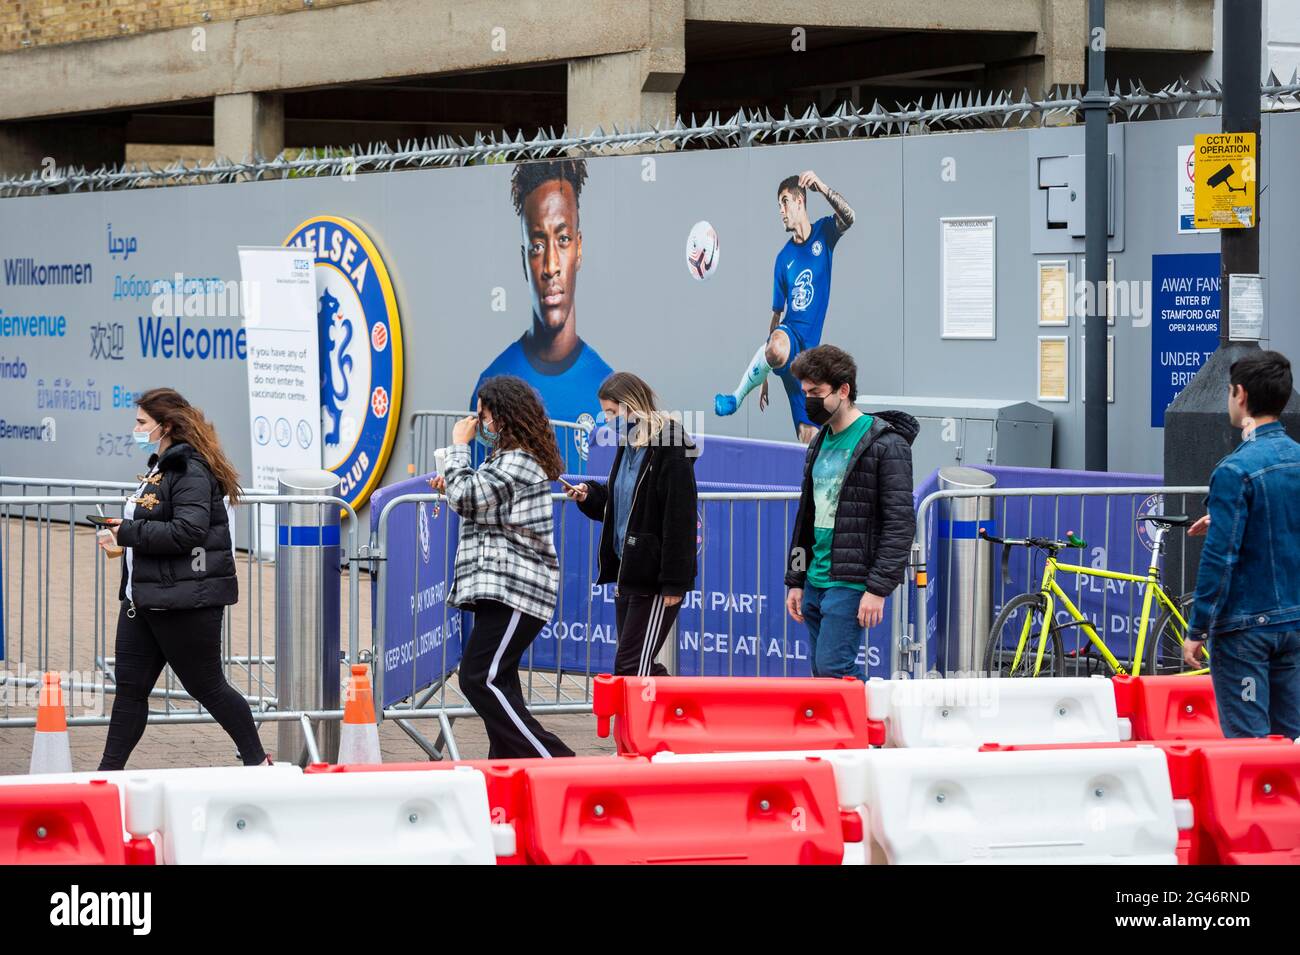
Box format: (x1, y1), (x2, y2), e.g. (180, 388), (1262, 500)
(801, 584), (866, 680)
(1208, 629), (1300, 739)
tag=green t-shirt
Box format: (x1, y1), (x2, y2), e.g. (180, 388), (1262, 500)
(806, 413), (873, 590)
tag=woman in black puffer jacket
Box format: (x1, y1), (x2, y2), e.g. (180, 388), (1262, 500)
(96, 388), (269, 770)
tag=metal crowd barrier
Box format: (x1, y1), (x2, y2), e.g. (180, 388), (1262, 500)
(912, 484), (1209, 678)
(3, 474), (1222, 763)
(408, 409), (594, 478)
(0, 489), (362, 733)
(369, 489), (912, 760)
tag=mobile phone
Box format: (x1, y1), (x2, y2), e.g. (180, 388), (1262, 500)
(557, 477), (580, 493)
(87, 514), (118, 527)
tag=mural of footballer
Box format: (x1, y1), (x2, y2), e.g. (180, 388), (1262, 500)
(471, 158), (613, 442)
(714, 170), (855, 443)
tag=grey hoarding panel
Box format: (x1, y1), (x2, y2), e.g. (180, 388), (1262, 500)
(1, 115), (1297, 500)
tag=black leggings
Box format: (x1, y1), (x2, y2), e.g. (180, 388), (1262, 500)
(98, 603), (267, 771)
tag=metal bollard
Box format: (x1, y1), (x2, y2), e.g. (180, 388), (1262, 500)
(275, 470), (342, 766)
(937, 467), (996, 675)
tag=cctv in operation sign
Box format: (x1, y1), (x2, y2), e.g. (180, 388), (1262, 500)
(1192, 132), (1256, 229)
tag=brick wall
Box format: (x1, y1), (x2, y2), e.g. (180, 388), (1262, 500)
(1, 0), (372, 53)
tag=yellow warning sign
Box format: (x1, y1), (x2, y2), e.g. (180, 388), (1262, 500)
(1193, 132), (1256, 229)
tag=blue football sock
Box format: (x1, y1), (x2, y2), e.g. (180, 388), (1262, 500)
(715, 344), (772, 416)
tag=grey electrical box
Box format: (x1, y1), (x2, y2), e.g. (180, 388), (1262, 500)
(855, 395), (1055, 484)
(1029, 124), (1126, 254)
(1038, 152), (1116, 237)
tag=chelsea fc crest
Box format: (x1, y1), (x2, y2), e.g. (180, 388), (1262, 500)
(284, 215), (404, 510)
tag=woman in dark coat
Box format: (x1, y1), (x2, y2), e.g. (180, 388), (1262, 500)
(566, 372), (699, 676)
(96, 387), (269, 770)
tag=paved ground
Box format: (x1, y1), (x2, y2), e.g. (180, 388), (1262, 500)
(0, 516), (612, 775)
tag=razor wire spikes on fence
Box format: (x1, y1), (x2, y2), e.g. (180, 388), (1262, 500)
(4, 77), (1300, 197)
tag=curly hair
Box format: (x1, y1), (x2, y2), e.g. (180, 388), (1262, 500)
(511, 158), (588, 220)
(790, 344), (858, 401)
(137, 387), (243, 504)
(477, 375), (565, 480)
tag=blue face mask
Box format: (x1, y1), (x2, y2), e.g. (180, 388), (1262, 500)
(600, 411), (635, 441)
(133, 423), (161, 455)
(476, 419), (498, 448)
(615, 414), (638, 443)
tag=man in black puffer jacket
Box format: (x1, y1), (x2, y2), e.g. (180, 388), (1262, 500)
(783, 345), (917, 679)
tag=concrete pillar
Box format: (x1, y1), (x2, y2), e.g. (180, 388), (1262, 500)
(987, 58), (1049, 99)
(567, 0), (683, 136)
(213, 91), (284, 162)
(0, 121), (126, 179)
(1040, 0), (1088, 89)
(567, 51), (680, 133)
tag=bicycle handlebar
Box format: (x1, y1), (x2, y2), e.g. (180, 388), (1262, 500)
(978, 527), (1086, 550)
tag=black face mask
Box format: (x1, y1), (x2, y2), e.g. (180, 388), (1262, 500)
(804, 393), (841, 427)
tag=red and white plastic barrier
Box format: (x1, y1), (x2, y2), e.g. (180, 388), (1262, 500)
(654, 745), (1182, 864)
(979, 737), (1296, 864)
(1111, 674), (1221, 741)
(516, 757), (846, 865)
(0, 781), (154, 865)
(307, 754), (849, 864)
(866, 675), (1124, 747)
(593, 674), (883, 756)
(0, 764), (301, 856)
(125, 767), (501, 864)
(305, 755), (647, 864)
(1193, 741), (1300, 863)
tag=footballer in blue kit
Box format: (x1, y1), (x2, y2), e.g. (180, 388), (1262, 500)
(472, 158), (612, 458)
(714, 170), (855, 443)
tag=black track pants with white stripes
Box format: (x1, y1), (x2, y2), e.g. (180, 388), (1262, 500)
(614, 592), (681, 677)
(459, 600), (575, 759)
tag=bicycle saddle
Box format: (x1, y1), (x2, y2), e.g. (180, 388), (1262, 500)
(1137, 514), (1190, 526)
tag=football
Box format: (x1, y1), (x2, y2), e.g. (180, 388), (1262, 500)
(685, 220), (720, 281)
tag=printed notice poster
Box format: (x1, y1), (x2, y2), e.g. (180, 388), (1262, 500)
(1037, 336), (1069, 402)
(1151, 252), (1220, 427)
(1228, 273), (1264, 342)
(1037, 260), (1069, 326)
(239, 246), (322, 551)
(1178, 145), (1217, 235)
(941, 217), (996, 339)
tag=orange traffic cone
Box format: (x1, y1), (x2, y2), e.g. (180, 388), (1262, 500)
(337, 664), (381, 765)
(30, 671), (73, 774)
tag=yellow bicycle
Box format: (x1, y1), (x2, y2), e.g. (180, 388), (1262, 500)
(979, 515), (1207, 678)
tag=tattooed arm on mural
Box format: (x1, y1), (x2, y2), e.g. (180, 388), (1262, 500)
(799, 170), (855, 233)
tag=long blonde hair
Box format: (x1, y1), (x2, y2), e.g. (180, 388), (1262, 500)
(597, 372), (672, 448)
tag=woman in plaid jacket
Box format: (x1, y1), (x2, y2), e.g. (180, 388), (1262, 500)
(432, 375), (575, 758)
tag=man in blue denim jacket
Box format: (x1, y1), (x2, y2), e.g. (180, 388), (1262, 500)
(1184, 350), (1300, 738)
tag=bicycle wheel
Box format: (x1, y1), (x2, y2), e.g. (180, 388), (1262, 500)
(1143, 593), (1205, 675)
(984, 592), (1066, 678)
